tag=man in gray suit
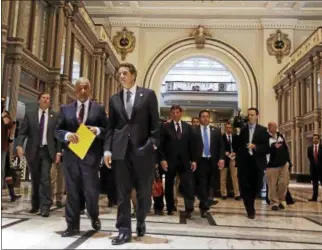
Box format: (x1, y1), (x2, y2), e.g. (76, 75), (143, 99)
(16, 93), (62, 217)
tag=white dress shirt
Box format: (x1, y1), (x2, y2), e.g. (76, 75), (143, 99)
(200, 125), (211, 157)
(64, 99), (100, 141)
(104, 85), (137, 157)
(39, 108), (49, 145)
(174, 120), (182, 133)
(123, 84), (137, 107)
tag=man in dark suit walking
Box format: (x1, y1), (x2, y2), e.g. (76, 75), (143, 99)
(220, 122), (240, 200)
(104, 63), (160, 245)
(16, 93), (62, 217)
(159, 105), (196, 217)
(56, 78), (107, 237)
(236, 107), (269, 219)
(307, 134), (322, 202)
(192, 110), (225, 217)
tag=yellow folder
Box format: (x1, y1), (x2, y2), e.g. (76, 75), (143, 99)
(68, 124), (96, 160)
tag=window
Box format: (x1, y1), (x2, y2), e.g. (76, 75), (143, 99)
(72, 39), (82, 84)
(32, 1), (50, 61)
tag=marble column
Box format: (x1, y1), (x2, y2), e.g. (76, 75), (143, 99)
(289, 75), (296, 172)
(277, 89), (282, 125)
(45, 5), (57, 66)
(1, 0), (10, 81)
(105, 74), (112, 112)
(89, 55), (96, 84)
(94, 55), (102, 102)
(312, 59), (320, 134)
(99, 54), (106, 104)
(61, 8), (72, 105)
(294, 78), (302, 174)
(300, 79), (306, 116)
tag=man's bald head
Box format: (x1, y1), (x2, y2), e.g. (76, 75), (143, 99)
(75, 77), (92, 102)
(268, 121), (277, 134)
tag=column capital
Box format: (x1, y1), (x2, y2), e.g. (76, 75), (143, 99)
(6, 38), (24, 63)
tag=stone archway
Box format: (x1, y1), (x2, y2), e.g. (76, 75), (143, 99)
(143, 37), (258, 112)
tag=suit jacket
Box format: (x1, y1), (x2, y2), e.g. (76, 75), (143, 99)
(56, 100), (107, 165)
(307, 144), (322, 170)
(16, 108), (61, 163)
(235, 124), (269, 171)
(159, 120), (195, 168)
(104, 87), (160, 160)
(191, 125), (225, 168)
(222, 133), (238, 168)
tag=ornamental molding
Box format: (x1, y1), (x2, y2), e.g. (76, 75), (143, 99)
(103, 17), (322, 30)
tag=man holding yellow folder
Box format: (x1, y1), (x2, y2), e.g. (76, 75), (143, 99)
(104, 63), (160, 245)
(56, 78), (108, 237)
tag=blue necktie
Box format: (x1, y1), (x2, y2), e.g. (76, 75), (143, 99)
(203, 126), (210, 157)
(39, 111), (45, 146)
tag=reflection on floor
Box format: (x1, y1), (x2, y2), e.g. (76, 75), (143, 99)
(1, 182), (322, 249)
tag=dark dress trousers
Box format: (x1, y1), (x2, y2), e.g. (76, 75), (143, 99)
(307, 144), (322, 201)
(104, 86), (160, 234)
(56, 101), (107, 229)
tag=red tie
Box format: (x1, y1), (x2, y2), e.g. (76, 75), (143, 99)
(314, 145), (318, 163)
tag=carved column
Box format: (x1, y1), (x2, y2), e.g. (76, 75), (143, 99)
(7, 38), (24, 119)
(294, 76), (302, 175)
(105, 74), (112, 112)
(54, 2), (65, 69)
(50, 74), (61, 111)
(94, 53), (102, 102)
(7, 1), (30, 119)
(277, 89), (282, 125)
(312, 59), (320, 134)
(46, 4), (57, 66)
(1, 0), (10, 81)
(100, 54), (106, 104)
(89, 55), (96, 84)
(61, 7), (72, 105)
(300, 79), (306, 116)
(289, 74), (296, 171)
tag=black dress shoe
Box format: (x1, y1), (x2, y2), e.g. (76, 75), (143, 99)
(108, 200), (113, 208)
(112, 233), (132, 245)
(173, 206), (177, 212)
(278, 203), (285, 210)
(11, 195), (21, 202)
(61, 228), (80, 237)
(271, 205), (278, 211)
(200, 210), (207, 218)
(29, 208), (39, 214)
(167, 211), (173, 215)
(208, 200), (219, 207)
(41, 210), (50, 217)
(235, 196), (241, 201)
(154, 210), (164, 215)
(136, 222), (146, 237)
(91, 218), (101, 231)
(56, 201), (63, 208)
(222, 196), (227, 200)
(247, 214), (255, 219)
(80, 210), (85, 215)
(309, 198), (317, 202)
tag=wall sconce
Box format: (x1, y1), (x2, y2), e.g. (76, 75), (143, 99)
(267, 29), (291, 64)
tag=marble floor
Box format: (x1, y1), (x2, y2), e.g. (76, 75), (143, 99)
(1, 182), (322, 249)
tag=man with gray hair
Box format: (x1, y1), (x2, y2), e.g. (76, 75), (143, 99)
(56, 77), (108, 237)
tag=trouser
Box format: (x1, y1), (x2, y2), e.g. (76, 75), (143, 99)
(51, 162), (65, 203)
(220, 159), (240, 197)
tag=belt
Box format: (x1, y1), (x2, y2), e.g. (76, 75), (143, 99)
(201, 157), (211, 160)
(39, 145), (48, 148)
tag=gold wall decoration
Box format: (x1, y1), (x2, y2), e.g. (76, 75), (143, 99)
(112, 27), (136, 60)
(190, 25), (212, 49)
(267, 29), (291, 64)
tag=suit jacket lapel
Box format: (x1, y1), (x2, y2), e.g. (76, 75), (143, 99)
(170, 121), (177, 138)
(130, 87), (144, 120)
(116, 90), (129, 121)
(34, 109), (39, 130)
(85, 101), (93, 124)
(71, 101), (79, 126)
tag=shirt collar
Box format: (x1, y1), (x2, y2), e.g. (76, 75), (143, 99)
(248, 123), (256, 129)
(39, 108), (48, 114)
(201, 124), (209, 130)
(124, 84), (137, 94)
(77, 99), (89, 107)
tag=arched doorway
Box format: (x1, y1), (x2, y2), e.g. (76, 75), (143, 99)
(143, 37), (258, 113)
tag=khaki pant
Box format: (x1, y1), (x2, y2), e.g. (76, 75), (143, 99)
(266, 162), (289, 206)
(50, 162), (65, 203)
(220, 159), (240, 197)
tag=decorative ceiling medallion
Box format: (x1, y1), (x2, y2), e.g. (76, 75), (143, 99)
(112, 27), (136, 60)
(190, 25), (212, 49)
(267, 29), (291, 64)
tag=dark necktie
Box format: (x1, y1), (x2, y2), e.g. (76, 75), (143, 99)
(176, 122), (181, 139)
(314, 145), (318, 163)
(228, 135), (232, 152)
(125, 90), (133, 118)
(39, 111), (45, 146)
(78, 103), (85, 123)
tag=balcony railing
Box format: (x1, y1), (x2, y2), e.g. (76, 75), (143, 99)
(163, 81), (237, 93)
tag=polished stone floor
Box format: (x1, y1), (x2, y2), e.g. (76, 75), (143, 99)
(1, 182), (322, 249)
